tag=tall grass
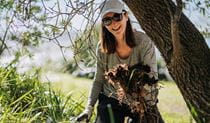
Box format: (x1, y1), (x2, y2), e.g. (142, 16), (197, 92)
(0, 66), (84, 122)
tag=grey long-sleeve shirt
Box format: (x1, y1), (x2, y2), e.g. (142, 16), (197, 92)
(87, 31), (158, 107)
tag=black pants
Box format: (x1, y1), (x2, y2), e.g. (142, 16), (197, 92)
(94, 93), (164, 123)
(94, 93), (139, 123)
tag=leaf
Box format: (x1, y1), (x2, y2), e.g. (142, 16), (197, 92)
(9, 89), (33, 107)
(127, 68), (137, 88)
(30, 6), (41, 13)
(28, 112), (42, 122)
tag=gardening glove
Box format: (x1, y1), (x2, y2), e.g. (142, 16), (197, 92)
(76, 105), (93, 122)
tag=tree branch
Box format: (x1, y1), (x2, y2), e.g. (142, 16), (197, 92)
(164, 0), (183, 57)
(174, 0), (183, 23)
(0, 13), (15, 56)
(171, 0), (183, 57)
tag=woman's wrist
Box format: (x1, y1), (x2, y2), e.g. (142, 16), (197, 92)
(84, 105), (94, 116)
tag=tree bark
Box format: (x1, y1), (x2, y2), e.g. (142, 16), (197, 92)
(123, 0), (210, 122)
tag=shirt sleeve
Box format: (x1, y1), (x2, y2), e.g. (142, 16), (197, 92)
(86, 44), (106, 107)
(141, 36), (158, 79)
(141, 35), (159, 106)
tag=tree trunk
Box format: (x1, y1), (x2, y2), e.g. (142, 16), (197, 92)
(123, 0), (210, 122)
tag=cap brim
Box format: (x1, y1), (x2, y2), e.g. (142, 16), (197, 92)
(101, 9), (123, 18)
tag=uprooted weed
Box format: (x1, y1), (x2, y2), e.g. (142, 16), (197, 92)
(105, 63), (159, 120)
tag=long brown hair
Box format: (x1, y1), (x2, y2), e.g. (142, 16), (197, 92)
(100, 12), (136, 54)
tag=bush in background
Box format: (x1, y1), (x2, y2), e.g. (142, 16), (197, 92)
(0, 66), (84, 122)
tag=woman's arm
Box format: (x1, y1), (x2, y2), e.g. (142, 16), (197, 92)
(141, 36), (158, 79)
(141, 35), (159, 106)
(86, 44), (106, 107)
(77, 44), (106, 122)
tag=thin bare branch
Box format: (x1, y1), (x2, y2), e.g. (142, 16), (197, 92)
(0, 13), (15, 55)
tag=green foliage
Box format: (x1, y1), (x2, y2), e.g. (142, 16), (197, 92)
(0, 66), (84, 122)
(50, 25), (61, 34)
(188, 103), (205, 123)
(14, 0), (42, 20)
(73, 25), (100, 66)
(30, 5), (41, 13)
(19, 30), (42, 46)
(64, 25), (100, 78)
(0, 0), (14, 10)
(65, 60), (78, 74)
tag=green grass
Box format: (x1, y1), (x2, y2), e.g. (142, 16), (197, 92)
(50, 73), (195, 123)
(49, 73), (91, 99)
(158, 82), (194, 122)
(0, 67), (85, 122)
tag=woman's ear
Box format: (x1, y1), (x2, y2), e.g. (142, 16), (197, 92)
(124, 13), (129, 21)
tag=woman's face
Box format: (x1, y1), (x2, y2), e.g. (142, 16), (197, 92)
(102, 12), (128, 38)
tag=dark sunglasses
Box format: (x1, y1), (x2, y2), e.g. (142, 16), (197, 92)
(102, 13), (123, 26)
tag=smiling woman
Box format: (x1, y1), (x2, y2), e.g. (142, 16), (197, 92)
(100, 10), (135, 55)
(76, 0), (164, 122)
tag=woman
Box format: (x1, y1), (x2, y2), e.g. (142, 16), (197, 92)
(76, 0), (163, 122)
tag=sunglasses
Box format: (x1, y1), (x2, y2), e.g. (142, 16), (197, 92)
(102, 13), (123, 26)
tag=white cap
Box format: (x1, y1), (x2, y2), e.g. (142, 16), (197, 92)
(100, 0), (125, 18)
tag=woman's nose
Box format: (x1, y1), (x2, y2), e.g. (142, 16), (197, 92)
(111, 20), (118, 26)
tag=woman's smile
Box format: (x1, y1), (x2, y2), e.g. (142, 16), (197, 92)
(112, 26), (121, 32)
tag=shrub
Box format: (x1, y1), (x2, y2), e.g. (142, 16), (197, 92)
(0, 66), (84, 122)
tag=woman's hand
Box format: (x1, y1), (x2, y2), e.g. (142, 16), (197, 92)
(76, 105), (93, 122)
(76, 112), (89, 122)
